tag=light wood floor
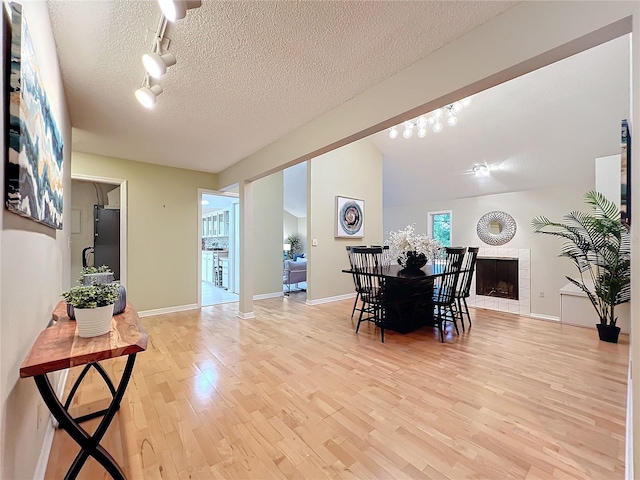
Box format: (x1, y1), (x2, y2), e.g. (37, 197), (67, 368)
(45, 299), (629, 479)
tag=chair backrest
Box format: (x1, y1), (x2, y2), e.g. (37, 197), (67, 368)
(433, 247), (466, 305)
(349, 247), (384, 295)
(458, 247), (479, 297)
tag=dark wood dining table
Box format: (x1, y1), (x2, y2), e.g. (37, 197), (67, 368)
(342, 263), (445, 333)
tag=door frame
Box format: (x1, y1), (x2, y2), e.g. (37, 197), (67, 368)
(198, 188), (239, 307)
(71, 174), (128, 288)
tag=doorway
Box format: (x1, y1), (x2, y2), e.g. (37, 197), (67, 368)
(70, 175), (127, 288)
(199, 191), (239, 306)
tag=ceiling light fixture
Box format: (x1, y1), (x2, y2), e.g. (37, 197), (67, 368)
(135, 84), (163, 108)
(389, 97), (472, 139)
(143, 52), (177, 79)
(136, 2), (201, 109)
(472, 164), (489, 177)
(158, 0), (202, 22)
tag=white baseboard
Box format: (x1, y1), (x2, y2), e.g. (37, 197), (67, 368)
(626, 362), (633, 480)
(138, 303), (199, 317)
(253, 292), (284, 300)
(34, 369), (69, 479)
(529, 313), (560, 322)
(237, 311), (256, 319)
(306, 292), (356, 306)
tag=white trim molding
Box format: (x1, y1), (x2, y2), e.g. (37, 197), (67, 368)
(71, 174), (128, 289)
(626, 362), (633, 480)
(253, 292), (284, 300)
(529, 313), (560, 322)
(237, 311), (256, 320)
(138, 303), (199, 317)
(306, 292), (356, 306)
(34, 369), (69, 480)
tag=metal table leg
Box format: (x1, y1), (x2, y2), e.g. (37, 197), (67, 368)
(34, 353), (137, 480)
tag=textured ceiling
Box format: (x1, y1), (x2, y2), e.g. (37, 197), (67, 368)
(371, 35), (631, 207)
(47, 0), (515, 173)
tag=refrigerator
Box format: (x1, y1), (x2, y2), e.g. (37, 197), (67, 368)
(94, 205), (120, 280)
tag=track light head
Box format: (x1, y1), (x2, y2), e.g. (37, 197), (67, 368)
(158, 0), (202, 22)
(135, 84), (163, 108)
(143, 52), (177, 79)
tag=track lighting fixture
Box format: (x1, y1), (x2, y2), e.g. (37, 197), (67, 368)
(389, 97), (473, 140)
(158, 0), (202, 22)
(143, 52), (176, 79)
(136, 1), (201, 109)
(135, 84), (163, 109)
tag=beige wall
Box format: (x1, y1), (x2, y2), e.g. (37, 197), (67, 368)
(0, 3), (72, 479)
(253, 172), (284, 296)
(384, 185), (592, 318)
(283, 210), (298, 253)
(298, 217), (307, 253)
(72, 152), (218, 311)
(307, 140), (383, 301)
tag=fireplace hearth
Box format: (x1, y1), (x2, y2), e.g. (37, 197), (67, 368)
(476, 257), (519, 300)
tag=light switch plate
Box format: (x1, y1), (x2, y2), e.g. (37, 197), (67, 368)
(312, 239), (318, 246)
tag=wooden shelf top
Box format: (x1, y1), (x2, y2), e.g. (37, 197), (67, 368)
(20, 301), (148, 378)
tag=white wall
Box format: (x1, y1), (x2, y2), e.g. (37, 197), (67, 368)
(384, 184), (592, 317)
(283, 210), (298, 254)
(307, 139), (383, 301)
(298, 216), (307, 253)
(253, 172), (285, 296)
(0, 3), (71, 479)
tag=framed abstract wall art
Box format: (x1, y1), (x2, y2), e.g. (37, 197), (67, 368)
(6, 2), (64, 229)
(621, 119), (631, 227)
(335, 196), (364, 238)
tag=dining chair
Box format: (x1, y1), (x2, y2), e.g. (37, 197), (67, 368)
(346, 246), (363, 319)
(454, 247), (479, 331)
(349, 246), (386, 342)
(432, 247), (466, 342)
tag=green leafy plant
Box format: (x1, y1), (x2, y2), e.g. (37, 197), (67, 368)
(286, 234), (302, 259)
(61, 283), (120, 309)
(531, 191), (630, 328)
(77, 265), (113, 284)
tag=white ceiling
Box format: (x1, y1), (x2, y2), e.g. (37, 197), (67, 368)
(47, 0), (516, 173)
(372, 35), (631, 207)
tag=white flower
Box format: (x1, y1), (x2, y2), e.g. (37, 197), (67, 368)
(386, 224), (442, 265)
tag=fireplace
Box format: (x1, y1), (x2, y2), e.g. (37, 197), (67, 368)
(476, 257), (519, 300)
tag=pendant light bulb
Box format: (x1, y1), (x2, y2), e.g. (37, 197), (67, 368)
(418, 127), (427, 138)
(389, 127), (398, 139)
(447, 116), (458, 127)
(432, 122), (443, 133)
(403, 127), (413, 139)
(158, 0), (202, 22)
(135, 84), (163, 108)
(143, 52), (176, 79)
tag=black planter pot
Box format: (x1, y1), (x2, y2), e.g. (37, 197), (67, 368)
(596, 323), (621, 343)
(398, 251), (428, 271)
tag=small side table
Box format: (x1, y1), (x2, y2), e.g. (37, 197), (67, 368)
(20, 301), (148, 480)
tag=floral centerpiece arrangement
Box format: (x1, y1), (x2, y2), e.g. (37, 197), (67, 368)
(387, 224), (442, 270)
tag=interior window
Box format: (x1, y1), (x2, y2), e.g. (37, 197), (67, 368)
(428, 211), (452, 247)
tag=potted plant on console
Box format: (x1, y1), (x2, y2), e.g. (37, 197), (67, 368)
(61, 282), (121, 338)
(532, 191), (630, 343)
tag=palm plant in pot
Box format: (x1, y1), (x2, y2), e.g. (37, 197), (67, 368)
(61, 283), (120, 338)
(532, 191), (630, 343)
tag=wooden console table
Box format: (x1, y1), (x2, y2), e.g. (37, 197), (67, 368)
(20, 301), (148, 480)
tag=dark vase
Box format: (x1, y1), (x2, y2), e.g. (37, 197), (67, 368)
(398, 251), (428, 271)
(596, 323), (621, 343)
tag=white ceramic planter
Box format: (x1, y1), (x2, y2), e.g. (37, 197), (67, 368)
(74, 304), (114, 338)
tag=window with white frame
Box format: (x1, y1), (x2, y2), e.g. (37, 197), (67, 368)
(427, 210), (452, 247)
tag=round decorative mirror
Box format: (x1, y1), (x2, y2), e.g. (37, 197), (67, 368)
(476, 211), (517, 246)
